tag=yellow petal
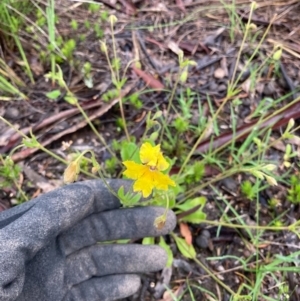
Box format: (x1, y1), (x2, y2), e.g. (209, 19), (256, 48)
(133, 173), (155, 197)
(156, 152), (169, 171)
(140, 142), (160, 166)
(153, 171), (176, 190)
(123, 161), (147, 180)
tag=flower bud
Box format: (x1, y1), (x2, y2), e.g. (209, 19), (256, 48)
(154, 215), (166, 230)
(64, 161), (80, 183)
(109, 15), (118, 25)
(273, 47), (282, 61)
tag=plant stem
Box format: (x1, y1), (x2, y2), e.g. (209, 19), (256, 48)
(118, 93), (130, 142)
(159, 72), (180, 144)
(193, 256), (236, 297)
(75, 102), (120, 161)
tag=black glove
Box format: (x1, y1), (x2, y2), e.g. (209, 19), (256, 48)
(0, 180), (176, 301)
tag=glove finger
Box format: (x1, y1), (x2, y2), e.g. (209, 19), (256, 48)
(60, 206), (176, 255)
(66, 244), (167, 286)
(5, 179), (129, 252)
(63, 274), (140, 301)
(0, 179), (128, 297)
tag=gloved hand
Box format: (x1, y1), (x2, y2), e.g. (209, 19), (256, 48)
(0, 180), (176, 301)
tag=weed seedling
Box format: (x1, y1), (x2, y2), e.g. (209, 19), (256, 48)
(70, 19), (78, 30)
(0, 155), (21, 189)
(287, 175), (300, 204)
(241, 180), (256, 201)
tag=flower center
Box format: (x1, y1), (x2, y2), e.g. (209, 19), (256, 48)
(149, 165), (157, 171)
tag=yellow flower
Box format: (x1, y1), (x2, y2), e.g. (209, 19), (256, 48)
(123, 142), (176, 197)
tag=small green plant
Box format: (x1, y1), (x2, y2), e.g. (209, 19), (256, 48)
(172, 116), (189, 134)
(219, 0), (244, 43)
(100, 10), (108, 21)
(271, 45), (283, 76)
(70, 19), (78, 30)
(105, 157), (118, 176)
(84, 20), (90, 29)
(287, 175), (300, 204)
(241, 180), (256, 200)
(268, 197), (281, 209)
(0, 57), (27, 99)
(61, 38), (76, 62)
(0, 154), (28, 203)
(36, 8), (46, 27)
(184, 162), (205, 186)
(0, 0), (34, 83)
(126, 93), (143, 109)
(88, 2), (101, 13)
(0, 156), (21, 188)
(81, 62), (93, 88)
(283, 144), (298, 168)
(79, 34), (86, 42)
(102, 89), (119, 102)
(94, 23), (103, 38)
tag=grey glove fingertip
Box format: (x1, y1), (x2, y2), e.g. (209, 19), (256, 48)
(63, 275), (141, 301)
(80, 180), (124, 212)
(60, 207), (176, 255)
(66, 245), (168, 286)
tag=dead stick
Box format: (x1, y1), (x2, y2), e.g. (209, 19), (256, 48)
(11, 84), (133, 162)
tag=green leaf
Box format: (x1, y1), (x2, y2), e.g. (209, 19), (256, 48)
(46, 89), (61, 100)
(128, 192), (142, 206)
(84, 77), (93, 88)
(64, 94), (78, 105)
(120, 142), (140, 162)
(169, 183), (184, 198)
(116, 239), (130, 244)
(149, 131), (159, 142)
(180, 211), (207, 224)
(150, 187), (178, 208)
(250, 170), (264, 180)
(179, 67), (188, 83)
(117, 186), (125, 199)
(285, 118), (295, 135)
(159, 236), (173, 267)
(152, 111), (162, 120)
(173, 234), (196, 259)
(22, 136), (39, 148)
(169, 197), (176, 208)
(175, 197), (206, 212)
(118, 186), (141, 207)
(142, 237), (155, 245)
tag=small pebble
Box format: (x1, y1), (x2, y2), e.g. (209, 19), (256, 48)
(209, 81), (218, 91)
(202, 229), (211, 238)
(278, 77), (288, 89)
(243, 249), (251, 257)
(4, 107), (19, 119)
(195, 230), (211, 249)
(221, 177), (238, 191)
(263, 81), (275, 96)
(217, 84), (227, 92)
(214, 67), (226, 79)
(173, 259), (193, 273)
